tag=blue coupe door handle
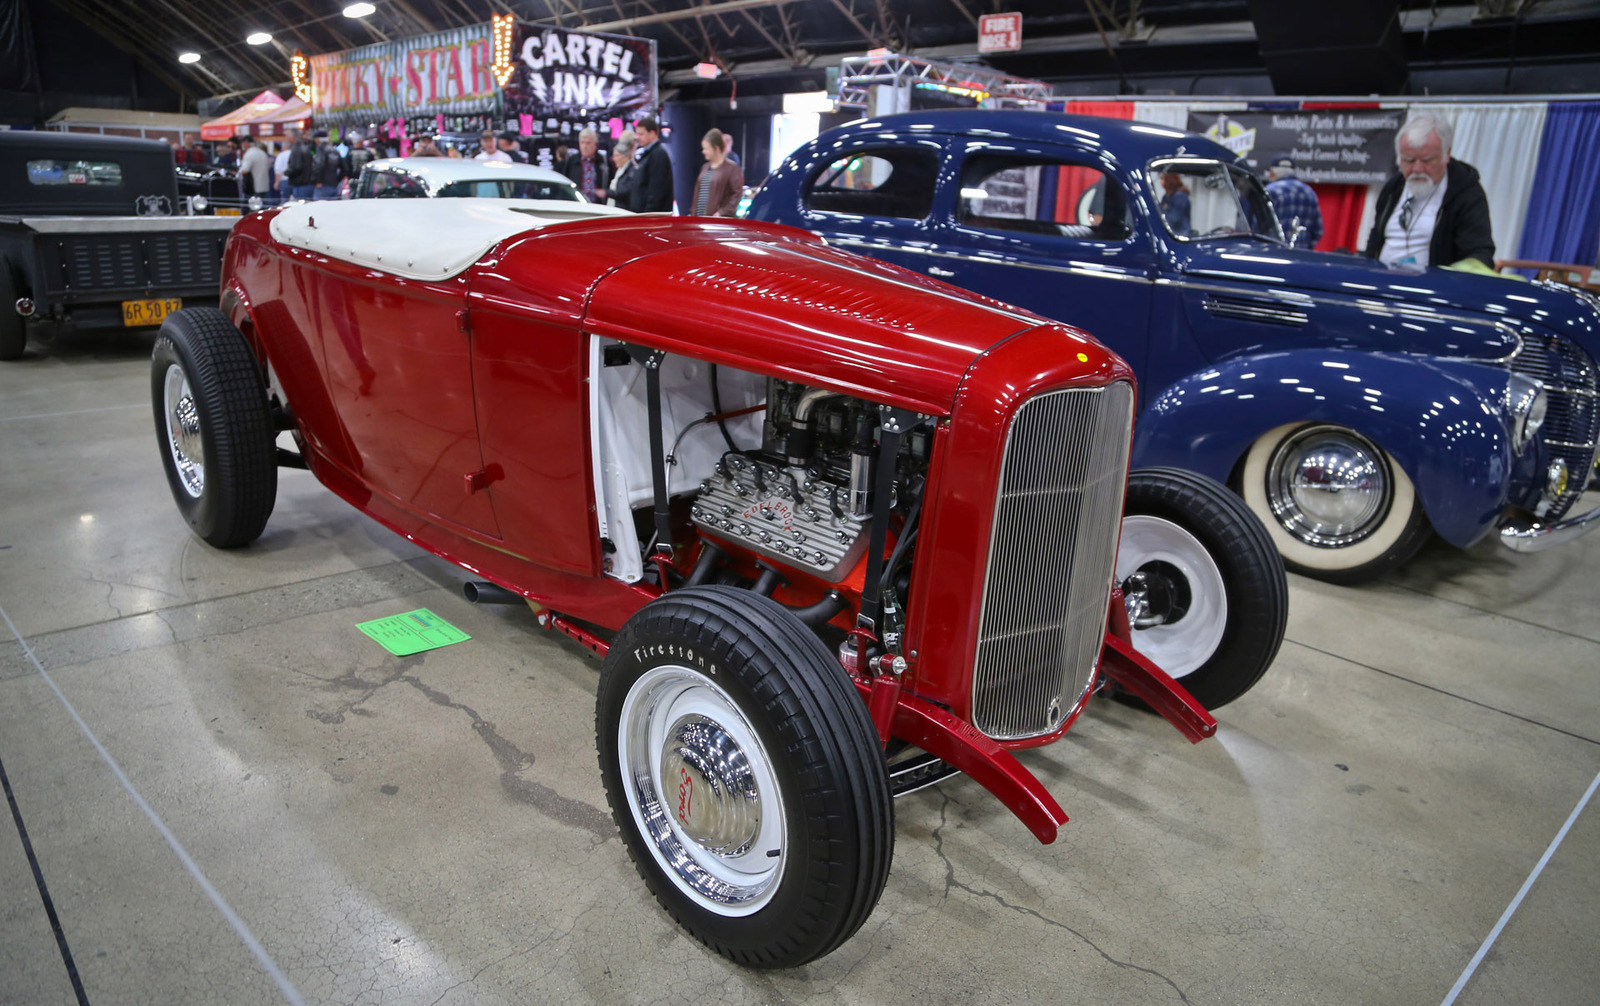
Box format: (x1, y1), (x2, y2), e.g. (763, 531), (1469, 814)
(928, 266), (955, 278)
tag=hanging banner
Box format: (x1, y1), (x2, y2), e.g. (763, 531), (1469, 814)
(307, 24), (499, 125)
(500, 24), (657, 170)
(1186, 109), (1401, 184)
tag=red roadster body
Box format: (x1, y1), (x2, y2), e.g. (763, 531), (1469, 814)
(152, 199), (1283, 967)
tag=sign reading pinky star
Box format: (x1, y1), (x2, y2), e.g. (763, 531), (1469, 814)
(357, 608), (471, 657)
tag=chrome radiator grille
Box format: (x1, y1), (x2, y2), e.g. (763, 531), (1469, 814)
(1510, 329), (1599, 519)
(971, 382), (1134, 740)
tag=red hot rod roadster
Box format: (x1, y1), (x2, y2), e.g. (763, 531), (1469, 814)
(151, 199), (1286, 967)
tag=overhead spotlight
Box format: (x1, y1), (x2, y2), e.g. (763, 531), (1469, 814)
(178, 52), (201, 64)
(246, 31), (273, 45)
(343, 2), (376, 16)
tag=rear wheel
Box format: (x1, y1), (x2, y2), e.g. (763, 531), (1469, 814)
(1117, 467), (1287, 709)
(150, 308), (277, 547)
(597, 585), (893, 968)
(1239, 422), (1430, 583)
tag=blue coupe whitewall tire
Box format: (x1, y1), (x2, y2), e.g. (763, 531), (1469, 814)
(1240, 422), (1431, 583)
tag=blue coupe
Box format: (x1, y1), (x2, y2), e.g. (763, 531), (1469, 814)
(748, 109), (1600, 583)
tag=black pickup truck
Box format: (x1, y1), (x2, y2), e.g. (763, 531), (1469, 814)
(0, 131), (239, 359)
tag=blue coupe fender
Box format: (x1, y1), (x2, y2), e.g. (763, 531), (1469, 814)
(1133, 349), (1516, 547)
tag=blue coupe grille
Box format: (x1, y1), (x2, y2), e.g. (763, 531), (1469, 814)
(1511, 330), (1599, 519)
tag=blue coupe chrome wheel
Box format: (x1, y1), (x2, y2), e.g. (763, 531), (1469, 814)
(1241, 423), (1431, 584)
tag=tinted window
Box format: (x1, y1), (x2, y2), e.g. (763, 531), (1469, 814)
(959, 157), (1130, 241)
(803, 147), (938, 220)
(435, 179), (580, 201)
(28, 159), (123, 186)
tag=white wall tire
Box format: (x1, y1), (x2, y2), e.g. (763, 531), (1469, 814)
(1239, 422), (1430, 584)
(596, 585), (892, 967)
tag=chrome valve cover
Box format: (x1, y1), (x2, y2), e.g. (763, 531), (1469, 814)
(691, 454), (867, 578)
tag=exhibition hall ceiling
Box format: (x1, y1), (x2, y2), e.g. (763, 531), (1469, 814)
(45, 0), (1600, 101)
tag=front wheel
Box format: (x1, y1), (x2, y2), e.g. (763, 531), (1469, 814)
(150, 307), (277, 547)
(1117, 467), (1288, 709)
(597, 585), (893, 968)
(1238, 422), (1430, 583)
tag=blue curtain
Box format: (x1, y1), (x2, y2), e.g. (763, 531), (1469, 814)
(1516, 101), (1600, 269)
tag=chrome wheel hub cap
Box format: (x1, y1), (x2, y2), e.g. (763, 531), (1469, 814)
(659, 714), (761, 855)
(1267, 425), (1390, 547)
(619, 665), (785, 915)
(163, 364), (205, 498)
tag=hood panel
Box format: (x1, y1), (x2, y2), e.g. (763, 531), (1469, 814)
(1177, 241), (1600, 360)
(579, 229), (1044, 413)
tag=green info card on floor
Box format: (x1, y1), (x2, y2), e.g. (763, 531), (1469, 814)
(357, 608), (470, 656)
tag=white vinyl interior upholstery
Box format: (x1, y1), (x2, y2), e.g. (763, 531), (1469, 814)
(267, 198), (631, 281)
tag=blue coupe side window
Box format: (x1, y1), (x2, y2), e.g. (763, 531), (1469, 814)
(958, 157), (1131, 241)
(803, 148), (938, 220)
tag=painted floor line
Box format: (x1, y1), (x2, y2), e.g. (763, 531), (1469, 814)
(0, 601), (307, 1006)
(1440, 764), (1600, 1006)
(0, 404), (145, 423)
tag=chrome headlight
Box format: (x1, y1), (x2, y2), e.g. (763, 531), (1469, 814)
(246, 195), (263, 211)
(1505, 373), (1547, 452)
(190, 194), (208, 212)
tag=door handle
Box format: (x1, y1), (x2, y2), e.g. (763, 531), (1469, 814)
(927, 266), (955, 278)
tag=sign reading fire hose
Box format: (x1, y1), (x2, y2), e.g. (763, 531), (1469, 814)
(978, 13), (1022, 54)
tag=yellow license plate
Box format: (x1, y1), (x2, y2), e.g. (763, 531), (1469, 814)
(122, 298), (181, 327)
(215, 208), (242, 216)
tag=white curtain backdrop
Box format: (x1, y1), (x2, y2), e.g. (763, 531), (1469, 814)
(1403, 102), (1549, 262)
(1131, 101), (1192, 129)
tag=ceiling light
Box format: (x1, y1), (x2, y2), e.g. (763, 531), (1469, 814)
(343, 2), (376, 16)
(178, 52), (201, 64)
(246, 32), (273, 45)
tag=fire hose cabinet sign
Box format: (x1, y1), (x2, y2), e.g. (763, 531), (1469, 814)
(979, 13), (1023, 54)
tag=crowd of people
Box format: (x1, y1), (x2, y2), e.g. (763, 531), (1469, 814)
(172, 115), (744, 217)
(172, 110), (1483, 265)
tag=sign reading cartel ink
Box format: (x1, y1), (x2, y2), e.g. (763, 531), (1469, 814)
(1186, 110), (1401, 185)
(504, 25), (657, 123)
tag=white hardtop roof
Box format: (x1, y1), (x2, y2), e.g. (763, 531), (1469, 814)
(361, 156), (574, 191)
(268, 198), (633, 282)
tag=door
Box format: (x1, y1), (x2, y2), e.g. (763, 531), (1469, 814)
(309, 269), (501, 537)
(931, 148), (1157, 380)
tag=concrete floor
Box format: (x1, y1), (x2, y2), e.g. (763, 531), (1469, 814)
(2, 329), (1597, 1005)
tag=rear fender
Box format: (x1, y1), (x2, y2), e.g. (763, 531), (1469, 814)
(1132, 350), (1516, 546)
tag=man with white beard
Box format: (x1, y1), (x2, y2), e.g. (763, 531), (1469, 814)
(1363, 112), (1495, 269)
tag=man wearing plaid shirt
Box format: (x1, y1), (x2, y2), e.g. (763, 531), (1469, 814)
(1265, 155), (1323, 250)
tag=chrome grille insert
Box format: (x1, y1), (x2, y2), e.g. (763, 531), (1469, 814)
(1510, 330), (1600, 519)
(972, 382), (1134, 741)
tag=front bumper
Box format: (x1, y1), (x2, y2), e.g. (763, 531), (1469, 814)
(1499, 502), (1600, 552)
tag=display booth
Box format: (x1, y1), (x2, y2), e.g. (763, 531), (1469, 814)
(500, 23), (656, 170)
(303, 23), (505, 150)
(200, 90), (287, 141)
(1053, 96), (1600, 272)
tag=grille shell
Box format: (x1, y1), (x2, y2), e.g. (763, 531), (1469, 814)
(1509, 323), (1600, 519)
(971, 382), (1134, 741)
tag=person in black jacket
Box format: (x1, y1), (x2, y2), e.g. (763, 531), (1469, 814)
(285, 127), (314, 202)
(629, 116), (674, 213)
(310, 131), (345, 200)
(1363, 112), (1494, 269)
